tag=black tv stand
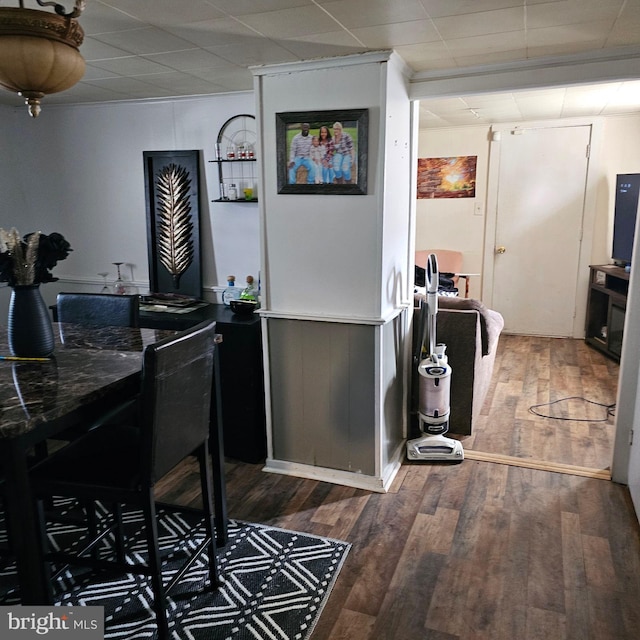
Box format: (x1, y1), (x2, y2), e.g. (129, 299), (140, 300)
(585, 264), (629, 362)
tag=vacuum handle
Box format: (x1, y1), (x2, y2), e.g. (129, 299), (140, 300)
(424, 253), (439, 357)
(425, 253), (438, 294)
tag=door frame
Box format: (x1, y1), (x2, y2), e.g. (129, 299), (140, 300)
(483, 117), (604, 338)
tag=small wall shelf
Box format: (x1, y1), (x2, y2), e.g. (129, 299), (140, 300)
(585, 264), (629, 361)
(209, 114), (258, 203)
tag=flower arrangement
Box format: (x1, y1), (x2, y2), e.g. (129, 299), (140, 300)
(0, 228), (72, 287)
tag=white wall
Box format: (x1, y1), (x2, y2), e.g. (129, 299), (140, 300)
(416, 125), (490, 299)
(0, 93), (260, 314)
(257, 62), (384, 320)
(417, 114), (640, 302)
(416, 112), (640, 487)
(600, 114), (640, 486)
(596, 115), (640, 261)
(254, 51), (412, 491)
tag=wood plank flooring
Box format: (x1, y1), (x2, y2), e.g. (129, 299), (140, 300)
(462, 335), (619, 472)
(155, 336), (639, 639)
(158, 455), (640, 640)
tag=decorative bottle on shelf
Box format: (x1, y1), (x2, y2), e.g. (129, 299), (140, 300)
(222, 276), (241, 306)
(240, 275), (260, 307)
(228, 183), (238, 201)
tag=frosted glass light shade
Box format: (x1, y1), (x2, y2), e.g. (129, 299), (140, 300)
(0, 7), (85, 117)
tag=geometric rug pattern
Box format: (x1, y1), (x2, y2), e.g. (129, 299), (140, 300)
(0, 499), (350, 640)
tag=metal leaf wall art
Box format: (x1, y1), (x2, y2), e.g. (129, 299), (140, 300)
(155, 163), (194, 289)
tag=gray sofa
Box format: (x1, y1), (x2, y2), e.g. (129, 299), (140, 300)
(411, 294), (504, 436)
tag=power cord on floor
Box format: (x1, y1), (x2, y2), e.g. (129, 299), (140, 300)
(528, 396), (616, 422)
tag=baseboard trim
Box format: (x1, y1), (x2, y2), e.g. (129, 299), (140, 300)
(465, 449), (611, 480)
(262, 458), (401, 493)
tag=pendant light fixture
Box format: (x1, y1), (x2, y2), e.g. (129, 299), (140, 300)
(0, 1), (86, 117)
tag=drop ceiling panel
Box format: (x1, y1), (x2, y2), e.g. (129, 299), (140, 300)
(142, 49), (234, 72)
(418, 0), (525, 20)
(351, 20), (441, 48)
(88, 55), (175, 76)
(205, 40), (300, 67)
(0, 0), (638, 128)
(238, 6), (341, 39)
(89, 26), (198, 55)
(526, 0), (624, 29)
(99, 0), (226, 24)
(277, 32), (364, 60)
(432, 7), (524, 40)
(163, 19), (269, 48)
(320, 0), (430, 28)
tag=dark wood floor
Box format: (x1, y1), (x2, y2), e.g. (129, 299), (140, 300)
(157, 336), (639, 640)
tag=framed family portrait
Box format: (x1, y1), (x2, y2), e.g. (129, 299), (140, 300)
(276, 108), (368, 195)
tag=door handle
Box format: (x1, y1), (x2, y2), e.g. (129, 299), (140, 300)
(496, 246), (506, 254)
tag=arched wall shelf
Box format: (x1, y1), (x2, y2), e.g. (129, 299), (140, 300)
(209, 114), (258, 203)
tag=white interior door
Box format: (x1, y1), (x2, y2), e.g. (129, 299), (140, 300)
(490, 125), (591, 336)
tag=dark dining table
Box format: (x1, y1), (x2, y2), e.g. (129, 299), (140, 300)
(0, 322), (227, 605)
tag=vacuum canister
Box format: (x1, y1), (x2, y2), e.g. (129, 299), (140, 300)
(418, 353), (451, 434)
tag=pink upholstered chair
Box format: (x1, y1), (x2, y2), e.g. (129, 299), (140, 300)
(415, 249), (470, 297)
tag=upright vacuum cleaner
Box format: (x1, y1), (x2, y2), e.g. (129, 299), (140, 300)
(407, 253), (464, 462)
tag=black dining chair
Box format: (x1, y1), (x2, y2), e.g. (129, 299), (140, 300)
(56, 292), (140, 327)
(49, 292), (140, 452)
(29, 320), (220, 639)
(0, 478), (12, 566)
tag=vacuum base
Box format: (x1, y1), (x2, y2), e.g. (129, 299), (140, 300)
(406, 433), (464, 462)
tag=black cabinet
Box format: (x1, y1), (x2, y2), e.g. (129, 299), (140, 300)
(51, 301), (267, 462)
(140, 304), (266, 463)
(585, 265), (629, 362)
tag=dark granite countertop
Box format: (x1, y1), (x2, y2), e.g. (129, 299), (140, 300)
(0, 324), (171, 439)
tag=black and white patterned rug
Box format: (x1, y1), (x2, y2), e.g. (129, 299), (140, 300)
(0, 500), (350, 640)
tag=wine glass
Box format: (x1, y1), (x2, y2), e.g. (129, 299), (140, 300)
(98, 272), (110, 293)
(113, 262), (127, 295)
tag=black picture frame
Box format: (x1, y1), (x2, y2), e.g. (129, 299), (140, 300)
(143, 150), (202, 298)
(276, 109), (368, 195)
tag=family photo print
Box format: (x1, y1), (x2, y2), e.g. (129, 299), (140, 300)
(276, 109), (368, 195)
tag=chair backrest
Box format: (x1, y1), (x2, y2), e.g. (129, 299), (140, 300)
(416, 250), (463, 292)
(415, 250), (463, 276)
(57, 292), (140, 327)
(140, 320), (217, 482)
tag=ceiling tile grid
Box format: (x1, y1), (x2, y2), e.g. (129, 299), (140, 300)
(0, 0), (638, 126)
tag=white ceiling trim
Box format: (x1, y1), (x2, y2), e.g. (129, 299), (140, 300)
(250, 49), (392, 76)
(410, 45), (640, 100)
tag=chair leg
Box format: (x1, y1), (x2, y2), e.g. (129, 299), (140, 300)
(32, 440), (49, 463)
(198, 444), (219, 589)
(113, 503), (125, 563)
(35, 499), (55, 602)
(142, 491), (169, 640)
(210, 349), (228, 546)
(85, 500), (99, 565)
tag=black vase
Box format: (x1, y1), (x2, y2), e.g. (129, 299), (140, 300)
(8, 284), (55, 357)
